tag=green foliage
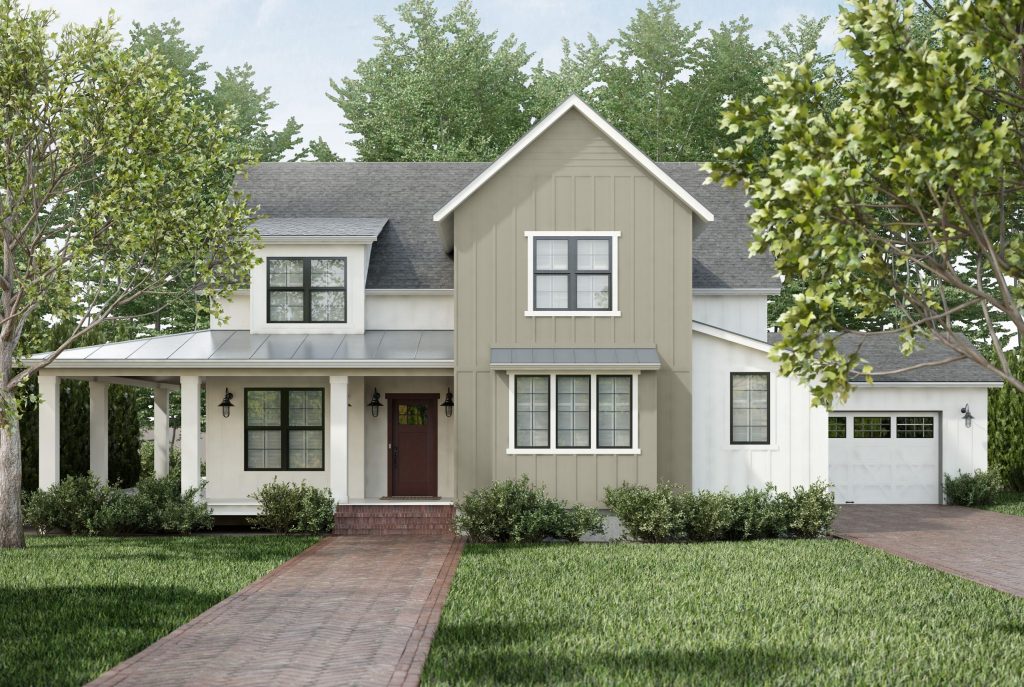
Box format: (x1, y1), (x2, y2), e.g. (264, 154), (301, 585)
(455, 476), (604, 543)
(0, 536), (317, 687)
(22, 473), (212, 535)
(988, 350), (1024, 491)
(981, 491), (1024, 517)
(708, 0), (1024, 404)
(604, 481), (837, 542)
(329, 0), (532, 161)
(295, 136), (343, 162)
(944, 470), (1003, 507)
(247, 479), (335, 534)
(422, 541), (1024, 685)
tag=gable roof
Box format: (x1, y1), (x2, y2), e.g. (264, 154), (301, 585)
(432, 96), (714, 224)
(237, 162), (776, 291)
(767, 331), (1002, 385)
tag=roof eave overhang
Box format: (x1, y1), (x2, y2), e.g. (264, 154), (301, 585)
(849, 381), (1003, 388)
(259, 236), (379, 245)
(31, 359), (455, 370)
(432, 95), (715, 225)
(490, 362), (661, 372)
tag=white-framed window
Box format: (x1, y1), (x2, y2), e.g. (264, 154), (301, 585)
(508, 372), (639, 455)
(525, 231), (621, 316)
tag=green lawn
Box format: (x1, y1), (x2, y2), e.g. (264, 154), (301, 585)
(0, 535), (318, 687)
(423, 540), (1024, 686)
(983, 492), (1024, 517)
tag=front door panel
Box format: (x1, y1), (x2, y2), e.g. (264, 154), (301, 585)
(389, 396), (438, 497)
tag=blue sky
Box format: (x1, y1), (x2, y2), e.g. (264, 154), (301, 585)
(31, 0), (845, 158)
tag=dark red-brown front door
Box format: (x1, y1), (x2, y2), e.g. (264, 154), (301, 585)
(387, 394), (438, 497)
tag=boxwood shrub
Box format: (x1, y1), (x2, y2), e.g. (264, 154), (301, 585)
(944, 469), (1002, 506)
(605, 480), (836, 542)
(248, 479), (335, 534)
(23, 472), (212, 535)
(455, 476), (605, 543)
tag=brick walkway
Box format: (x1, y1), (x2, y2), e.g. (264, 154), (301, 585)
(89, 535), (464, 687)
(834, 505), (1024, 597)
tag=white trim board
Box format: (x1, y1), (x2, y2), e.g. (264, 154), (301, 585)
(525, 231), (621, 317)
(692, 320), (772, 352)
(432, 95), (714, 224)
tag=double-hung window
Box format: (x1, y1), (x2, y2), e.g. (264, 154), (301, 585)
(245, 389), (325, 470)
(511, 374), (637, 452)
(529, 234), (617, 313)
(267, 257), (346, 323)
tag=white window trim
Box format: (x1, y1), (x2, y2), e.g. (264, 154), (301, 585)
(506, 372), (640, 455)
(524, 231), (621, 317)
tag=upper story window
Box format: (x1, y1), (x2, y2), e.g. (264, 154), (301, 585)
(526, 232), (620, 316)
(267, 257), (346, 323)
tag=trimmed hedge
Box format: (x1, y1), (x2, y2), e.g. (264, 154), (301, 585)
(248, 479), (335, 534)
(22, 473), (212, 535)
(455, 476), (605, 543)
(604, 481), (836, 542)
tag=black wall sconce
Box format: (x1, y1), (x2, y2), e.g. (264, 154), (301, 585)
(441, 388), (455, 418)
(961, 403), (974, 428)
(368, 388), (383, 418)
(218, 389), (234, 418)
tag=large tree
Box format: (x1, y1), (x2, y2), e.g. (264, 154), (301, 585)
(709, 0), (1024, 404)
(328, 0), (533, 161)
(0, 1), (258, 547)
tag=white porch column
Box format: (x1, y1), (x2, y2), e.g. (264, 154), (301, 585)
(179, 376), (202, 497)
(152, 388), (170, 479)
(329, 376), (349, 504)
(88, 381), (109, 484)
(37, 373), (60, 490)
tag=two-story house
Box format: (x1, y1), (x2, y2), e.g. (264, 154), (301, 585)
(30, 97), (1000, 531)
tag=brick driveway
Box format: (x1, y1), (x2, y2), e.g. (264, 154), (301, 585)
(89, 535), (463, 687)
(834, 505), (1024, 597)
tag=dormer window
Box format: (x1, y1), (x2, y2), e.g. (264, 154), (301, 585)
(267, 257), (347, 323)
(525, 232), (620, 316)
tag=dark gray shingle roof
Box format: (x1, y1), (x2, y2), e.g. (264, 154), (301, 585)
(237, 162), (776, 291)
(768, 331), (1002, 384)
(255, 217), (387, 239)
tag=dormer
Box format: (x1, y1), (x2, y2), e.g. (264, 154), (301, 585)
(214, 217), (387, 335)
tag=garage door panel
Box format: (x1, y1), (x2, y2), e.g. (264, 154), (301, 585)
(828, 412), (939, 505)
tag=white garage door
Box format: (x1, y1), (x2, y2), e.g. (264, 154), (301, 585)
(828, 412), (940, 504)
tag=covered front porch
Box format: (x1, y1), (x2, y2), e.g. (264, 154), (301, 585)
(32, 329), (457, 516)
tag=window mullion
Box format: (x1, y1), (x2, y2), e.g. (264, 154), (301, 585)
(282, 390), (290, 469)
(590, 373), (598, 449)
(548, 375), (555, 450)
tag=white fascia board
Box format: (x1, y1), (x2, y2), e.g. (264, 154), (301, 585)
(694, 288), (781, 296)
(259, 236), (378, 245)
(850, 381), (1004, 388)
(693, 320), (772, 352)
(41, 359), (455, 370)
(366, 289), (455, 296)
(433, 95), (714, 223)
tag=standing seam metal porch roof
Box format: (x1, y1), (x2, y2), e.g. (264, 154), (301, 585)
(30, 330), (454, 368)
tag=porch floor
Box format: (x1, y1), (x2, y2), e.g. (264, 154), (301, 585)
(88, 535), (464, 687)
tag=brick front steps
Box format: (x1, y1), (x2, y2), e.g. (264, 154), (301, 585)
(334, 503), (456, 536)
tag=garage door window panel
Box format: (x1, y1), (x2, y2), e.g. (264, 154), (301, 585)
(897, 416), (934, 439)
(828, 416), (847, 439)
(853, 416), (891, 438)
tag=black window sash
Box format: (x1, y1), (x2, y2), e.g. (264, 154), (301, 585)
(514, 375), (550, 449)
(267, 257), (346, 323)
(555, 375), (591, 449)
(533, 237), (612, 311)
(244, 388), (326, 471)
(596, 375), (632, 449)
(729, 372), (770, 445)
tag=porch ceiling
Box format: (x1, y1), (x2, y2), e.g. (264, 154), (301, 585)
(28, 329), (454, 370)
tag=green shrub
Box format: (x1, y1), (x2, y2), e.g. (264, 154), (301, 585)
(679, 490), (736, 542)
(22, 473), (212, 535)
(729, 485), (788, 540)
(248, 479), (335, 534)
(22, 474), (115, 534)
(944, 470), (1002, 507)
(605, 480), (837, 542)
(783, 481), (838, 538)
(603, 483), (685, 542)
(455, 476), (604, 543)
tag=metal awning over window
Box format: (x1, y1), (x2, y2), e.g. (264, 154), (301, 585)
(489, 347), (660, 370)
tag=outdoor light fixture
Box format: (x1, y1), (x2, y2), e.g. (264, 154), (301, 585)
(441, 388), (455, 418)
(218, 389), (234, 418)
(961, 403), (974, 428)
(368, 388), (383, 418)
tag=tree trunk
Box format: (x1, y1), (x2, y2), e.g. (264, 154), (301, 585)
(0, 399), (25, 548)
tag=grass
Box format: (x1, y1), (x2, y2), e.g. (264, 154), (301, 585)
(0, 535), (318, 687)
(983, 491), (1024, 517)
(422, 540), (1024, 686)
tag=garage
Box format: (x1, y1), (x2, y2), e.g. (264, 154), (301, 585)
(828, 412), (940, 504)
